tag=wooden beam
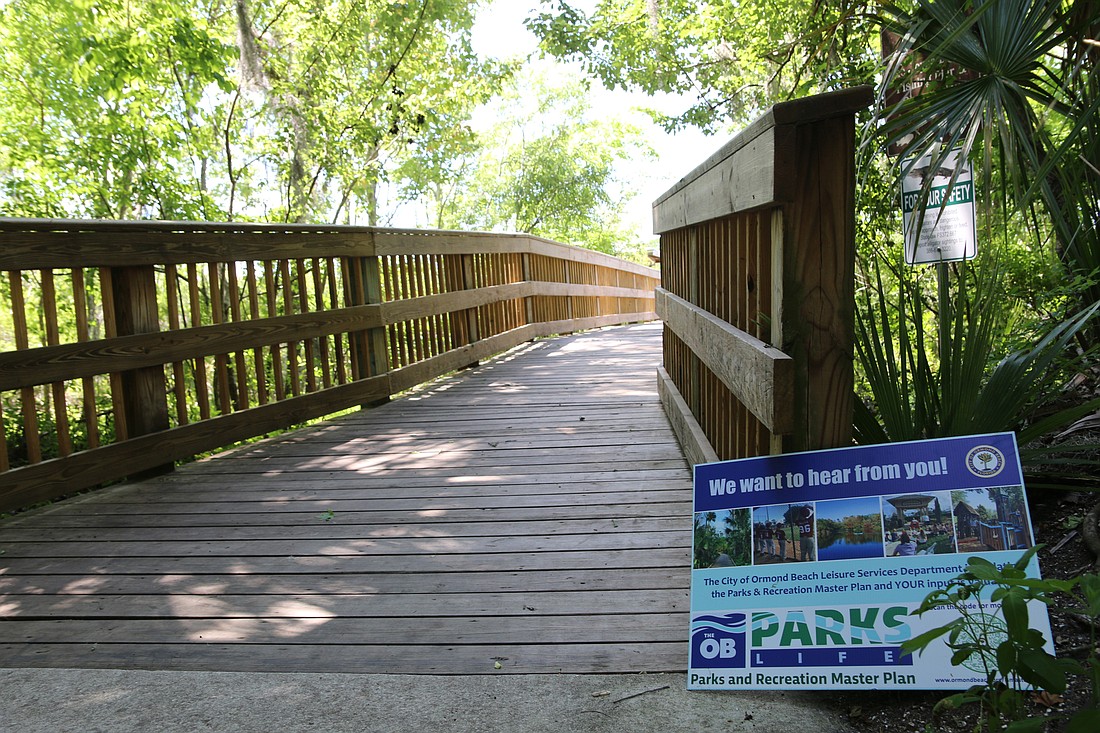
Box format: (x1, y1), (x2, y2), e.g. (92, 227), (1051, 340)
(0, 227), (376, 269)
(0, 306), (383, 391)
(656, 365), (719, 467)
(651, 86), (873, 234)
(379, 282), (654, 326)
(0, 375), (391, 513)
(656, 287), (793, 434)
(652, 124), (794, 234)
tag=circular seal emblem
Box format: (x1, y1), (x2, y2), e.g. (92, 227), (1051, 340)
(965, 445), (1005, 478)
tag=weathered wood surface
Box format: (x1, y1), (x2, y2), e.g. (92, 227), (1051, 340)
(0, 323), (693, 674)
(656, 287), (793, 433)
(653, 86), (867, 461)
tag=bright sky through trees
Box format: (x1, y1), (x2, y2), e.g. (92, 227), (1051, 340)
(412, 0), (717, 243)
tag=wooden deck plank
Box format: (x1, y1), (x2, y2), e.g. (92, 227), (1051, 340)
(0, 614), (689, 645)
(1, 516), (688, 542)
(0, 532), (686, 559)
(22, 490), (687, 515)
(0, 323), (694, 674)
(0, 502), (691, 529)
(2, 588), (689, 618)
(0, 547), (691, 577)
(0, 568), (687, 595)
(0, 641), (688, 674)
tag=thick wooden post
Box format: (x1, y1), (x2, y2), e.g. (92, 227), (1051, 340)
(458, 254), (481, 369)
(349, 255), (390, 406)
(779, 113), (856, 452)
(108, 265), (171, 477)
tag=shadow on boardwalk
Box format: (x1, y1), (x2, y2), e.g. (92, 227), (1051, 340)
(0, 324), (694, 675)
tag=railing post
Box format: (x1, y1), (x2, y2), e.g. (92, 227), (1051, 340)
(350, 255), (390, 405)
(107, 265), (171, 477)
(778, 111), (857, 453)
(460, 254), (480, 366)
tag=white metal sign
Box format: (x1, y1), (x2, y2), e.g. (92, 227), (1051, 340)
(901, 149), (977, 265)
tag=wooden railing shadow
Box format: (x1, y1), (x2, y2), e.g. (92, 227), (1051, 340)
(653, 87), (873, 463)
(0, 223), (657, 512)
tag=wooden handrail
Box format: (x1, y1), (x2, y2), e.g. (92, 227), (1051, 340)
(0, 223), (658, 512)
(654, 86), (872, 462)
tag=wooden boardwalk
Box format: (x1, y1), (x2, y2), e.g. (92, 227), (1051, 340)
(0, 323), (693, 674)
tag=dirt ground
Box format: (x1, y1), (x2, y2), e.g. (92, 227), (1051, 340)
(829, 488), (1099, 732)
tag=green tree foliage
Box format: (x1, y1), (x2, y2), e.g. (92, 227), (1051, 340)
(0, 0), (236, 218)
(0, 0), (501, 223)
(693, 510), (750, 568)
(855, 1), (1100, 486)
(526, 0), (881, 130)
(402, 65), (655, 258)
(874, 0), (1100, 322)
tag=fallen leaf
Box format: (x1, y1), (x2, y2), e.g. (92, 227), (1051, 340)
(1032, 691), (1062, 708)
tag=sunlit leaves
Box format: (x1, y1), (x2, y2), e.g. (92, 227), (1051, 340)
(527, 0), (881, 131)
(0, 0), (501, 224)
(429, 66), (654, 258)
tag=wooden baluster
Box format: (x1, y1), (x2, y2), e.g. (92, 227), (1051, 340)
(444, 254), (467, 348)
(164, 264), (189, 425)
(0, 402), (7, 473)
(187, 263), (211, 421)
(208, 263), (233, 413)
(431, 255), (446, 355)
(415, 255), (429, 360)
(279, 259), (300, 396)
(400, 256), (417, 365)
(0, 275), (7, 468)
(327, 258), (347, 385)
(311, 258), (332, 389)
(461, 254), (480, 348)
(8, 270), (41, 463)
(226, 262), (249, 409)
(41, 270), (72, 457)
(264, 261), (286, 400)
(414, 256), (428, 363)
(296, 259), (317, 392)
(246, 262), (268, 404)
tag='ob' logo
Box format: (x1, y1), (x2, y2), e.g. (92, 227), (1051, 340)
(698, 636), (738, 659)
(690, 613), (747, 668)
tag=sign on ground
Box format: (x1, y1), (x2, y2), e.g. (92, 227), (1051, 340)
(688, 432), (1052, 690)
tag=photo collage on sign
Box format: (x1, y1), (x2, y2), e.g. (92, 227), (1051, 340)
(692, 485), (1032, 568)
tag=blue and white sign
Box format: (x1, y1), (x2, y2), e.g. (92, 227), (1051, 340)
(688, 433), (1053, 690)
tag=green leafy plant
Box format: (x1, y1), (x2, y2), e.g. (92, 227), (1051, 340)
(874, 0), (1100, 338)
(854, 246), (1100, 483)
(904, 548), (1100, 732)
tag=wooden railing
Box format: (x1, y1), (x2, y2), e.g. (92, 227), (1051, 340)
(652, 87), (872, 464)
(0, 221), (658, 512)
